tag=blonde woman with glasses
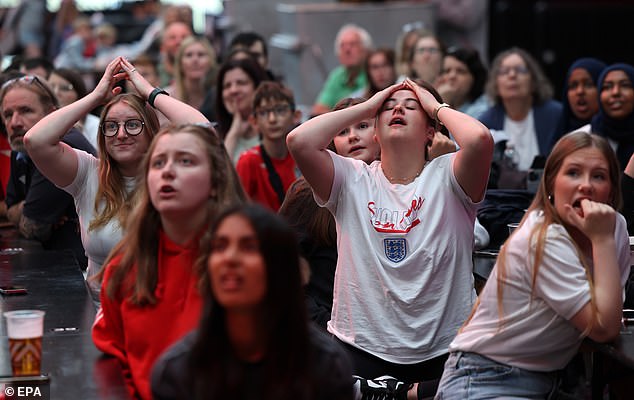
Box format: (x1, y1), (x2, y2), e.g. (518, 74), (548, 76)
(24, 56), (209, 301)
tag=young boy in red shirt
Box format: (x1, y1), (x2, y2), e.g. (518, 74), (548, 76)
(236, 81), (302, 210)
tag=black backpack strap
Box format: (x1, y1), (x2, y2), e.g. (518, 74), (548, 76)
(259, 144), (285, 204)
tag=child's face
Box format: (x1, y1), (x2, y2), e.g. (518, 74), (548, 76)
(333, 118), (379, 164)
(252, 99), (297, 142)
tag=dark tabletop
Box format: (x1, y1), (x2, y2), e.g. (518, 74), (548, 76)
(0, 227), (129, 399)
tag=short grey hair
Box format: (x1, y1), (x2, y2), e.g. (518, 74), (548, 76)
(334, 24), (373, 55)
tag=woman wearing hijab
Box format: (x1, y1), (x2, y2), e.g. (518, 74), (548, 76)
(590, 62), (634, 169)
(557, 57), (606, 136)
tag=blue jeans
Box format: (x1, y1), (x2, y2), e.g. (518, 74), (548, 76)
(434, 352), (559, 399)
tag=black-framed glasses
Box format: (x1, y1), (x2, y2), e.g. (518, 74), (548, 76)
(101, 119), (145, 137)
(0, 75), (58, 107)
(254, 104), (291, 119)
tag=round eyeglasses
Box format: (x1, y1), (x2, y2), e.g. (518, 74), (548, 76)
(101, 119), (145, 137)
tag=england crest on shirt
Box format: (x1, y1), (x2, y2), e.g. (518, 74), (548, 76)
(384, 238), (407, 263)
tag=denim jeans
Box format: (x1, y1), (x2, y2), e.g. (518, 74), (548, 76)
(434, 352), (559, 399)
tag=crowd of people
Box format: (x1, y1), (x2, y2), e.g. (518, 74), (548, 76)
(1, 1), (634, 399)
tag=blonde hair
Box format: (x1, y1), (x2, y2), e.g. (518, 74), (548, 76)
(98, 124), (246, 305)
(173, 36), (217, 103)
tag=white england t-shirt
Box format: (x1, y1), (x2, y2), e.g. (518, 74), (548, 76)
(317, 151), (478, 363)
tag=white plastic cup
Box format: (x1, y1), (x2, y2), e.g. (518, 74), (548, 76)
(4, 310), (45, 376)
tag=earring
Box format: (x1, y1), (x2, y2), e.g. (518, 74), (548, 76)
(548, 194), (553, 204)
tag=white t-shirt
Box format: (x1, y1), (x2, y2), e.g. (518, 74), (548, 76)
(62, 150), (135, 288)
(450, 210), (631, 371)
(318, 151), (478, 364)
(504, 109), (540, 171)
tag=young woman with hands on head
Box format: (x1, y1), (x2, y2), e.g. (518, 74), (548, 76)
(287, 78), (493, 391)
(23, 56), (209, 299)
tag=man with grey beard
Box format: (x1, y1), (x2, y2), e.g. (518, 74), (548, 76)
(2, 73), (95, 268)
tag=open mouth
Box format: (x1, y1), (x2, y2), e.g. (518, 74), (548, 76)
(349, 145), (364, 153)
(574, 98), (587, 107)
(389, 117), (406, 126)
(219, 274), (243, 290)
(160, 185), (175, 193)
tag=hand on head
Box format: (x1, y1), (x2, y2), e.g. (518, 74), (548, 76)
(94, 57), (126, 102)
(95, 57), (154, 103)
(365, 81), (406, 116)
(119, 57), (154, 99)
(403, 78), (440, 116)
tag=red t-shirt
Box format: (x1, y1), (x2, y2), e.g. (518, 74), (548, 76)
(92, 230), (204, 400)
(236, 145), (301, 211)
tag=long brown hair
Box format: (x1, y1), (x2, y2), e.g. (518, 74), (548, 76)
(189, 205), (317, 400)
(98, 124), (246, 305)
(89, 94), (160, 231)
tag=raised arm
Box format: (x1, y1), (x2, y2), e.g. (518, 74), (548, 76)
(24, 57), (127, 187)
(120, 58), (208, 126)
(287, 84), (398, 201)
(405, 78), (493, 202)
